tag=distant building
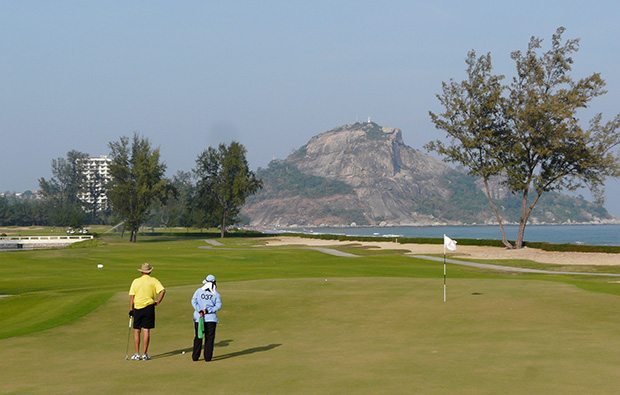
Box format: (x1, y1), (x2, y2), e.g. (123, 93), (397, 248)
(0, 190), (42, 201)
(78, 155), (112, 211)
(20, 190), (43, 200)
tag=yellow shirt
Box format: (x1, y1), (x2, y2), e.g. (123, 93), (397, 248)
(129, 275), (165, 309)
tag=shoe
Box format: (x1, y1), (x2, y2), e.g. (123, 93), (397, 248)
(142, 354), (151, 361)
(130, 353), (140, 360)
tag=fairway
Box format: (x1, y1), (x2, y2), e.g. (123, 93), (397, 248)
(2, 276), (620, 393)
(2, 237), (620, 394)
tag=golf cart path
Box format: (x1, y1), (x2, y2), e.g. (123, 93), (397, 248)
(409, 255), (620, 277)
(198, 243), (360, 257)
(306, 247), (360, 257)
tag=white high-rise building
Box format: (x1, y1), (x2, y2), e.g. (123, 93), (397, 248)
(79, 155), (112, 210)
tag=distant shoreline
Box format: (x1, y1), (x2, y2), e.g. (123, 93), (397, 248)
(255, 223), (620, 247)
(260, 219), (620, 230)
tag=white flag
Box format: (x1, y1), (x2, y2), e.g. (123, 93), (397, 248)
(444, 234), (457, 251)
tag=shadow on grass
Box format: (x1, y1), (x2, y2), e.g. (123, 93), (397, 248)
(212, 343), (281, 361)
(151, 347), (194, 359)
(151, 339), (279, 360)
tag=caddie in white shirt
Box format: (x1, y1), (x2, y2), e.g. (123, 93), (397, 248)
(191, 274), (222, 361)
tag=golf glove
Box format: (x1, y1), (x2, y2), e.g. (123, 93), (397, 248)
(129, 310), (134, 317)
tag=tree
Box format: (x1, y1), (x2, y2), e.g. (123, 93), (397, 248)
(149, 171), (195, 229)
(428, 27), (620, 248)
(426, 51), (513, 248)
(107, 133), (168, 242)
(194, 141), (262, 238)
(38, 150), (89, 227)
(0, 196), (11, 226)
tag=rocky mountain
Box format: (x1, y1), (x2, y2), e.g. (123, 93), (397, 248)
(241, 122), (612, 227)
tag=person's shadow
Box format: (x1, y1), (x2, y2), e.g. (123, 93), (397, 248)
(151, 340), (281, 360)
(212, 343), (281, 361)
(151, 339), (232, 359)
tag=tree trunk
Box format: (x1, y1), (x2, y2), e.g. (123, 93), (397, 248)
(515, 188), (529, 249)
(516, 218), (527, 249)
(220, 210), (226, 239)
(516, 189), (544, 248)
(483, 179), (513, 248)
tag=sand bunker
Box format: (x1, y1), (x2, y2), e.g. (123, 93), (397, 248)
(264, 236), (620, 266)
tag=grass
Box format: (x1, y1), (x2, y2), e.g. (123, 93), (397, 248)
(451, 256), (620, 275)
(0, 225), (113, 236)
(1, 235), (620, 393)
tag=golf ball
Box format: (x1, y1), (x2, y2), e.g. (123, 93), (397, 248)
(182, 351), (185, 354)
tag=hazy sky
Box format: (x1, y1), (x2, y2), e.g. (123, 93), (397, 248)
(2, 1), (620, 215)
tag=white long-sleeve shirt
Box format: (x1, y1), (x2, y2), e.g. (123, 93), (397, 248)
(191, 287), (222, 323)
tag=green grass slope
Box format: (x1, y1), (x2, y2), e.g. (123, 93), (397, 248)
(2, 278), (620, 394)
(1, 237), (620, 393)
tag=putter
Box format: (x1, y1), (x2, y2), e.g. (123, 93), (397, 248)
(125, 316), (133, 360)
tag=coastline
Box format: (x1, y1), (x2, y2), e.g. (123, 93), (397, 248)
(264, 236), (620, 266)
(260, 218), (620, 229)
(256, 223), (620, 247)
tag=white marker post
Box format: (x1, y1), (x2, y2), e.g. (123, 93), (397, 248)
(443, 235), (457, 302)
(443, 254), (446, 302)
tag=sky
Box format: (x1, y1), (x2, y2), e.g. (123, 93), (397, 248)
(2, 1), (620, 215)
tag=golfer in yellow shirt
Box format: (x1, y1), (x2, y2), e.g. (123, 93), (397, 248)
(129, 263), (165, 361)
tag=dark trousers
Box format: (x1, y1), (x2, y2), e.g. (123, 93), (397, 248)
(193, 321), (217, 361)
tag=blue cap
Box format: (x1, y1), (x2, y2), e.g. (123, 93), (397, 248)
(206, 274), (216, 282)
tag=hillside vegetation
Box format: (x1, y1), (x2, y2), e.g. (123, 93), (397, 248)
(242, 122), (612, 227)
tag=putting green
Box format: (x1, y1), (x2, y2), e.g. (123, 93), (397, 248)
(1, 277), (619, 394)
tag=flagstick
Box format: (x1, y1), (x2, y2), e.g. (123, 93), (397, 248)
(443, 242), (446, 302)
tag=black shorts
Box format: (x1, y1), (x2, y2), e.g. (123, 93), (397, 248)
(133, 304), (155, 329)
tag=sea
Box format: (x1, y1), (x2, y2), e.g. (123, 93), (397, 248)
(267, 224), (620, 246)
